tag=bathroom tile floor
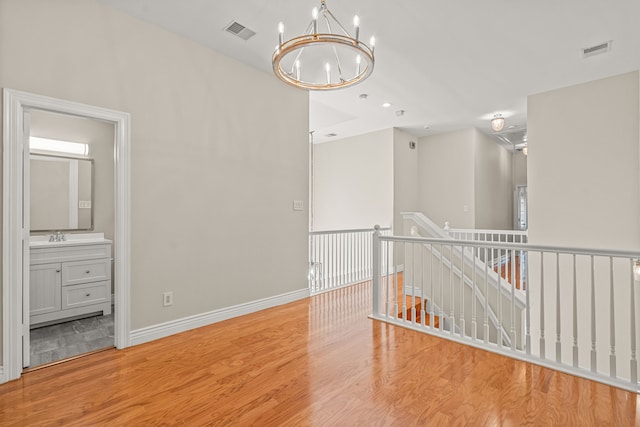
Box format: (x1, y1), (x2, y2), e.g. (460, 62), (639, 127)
(29, 312), (114, 367)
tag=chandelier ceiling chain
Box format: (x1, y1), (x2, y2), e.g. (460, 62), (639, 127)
(272, 0), (375, 91)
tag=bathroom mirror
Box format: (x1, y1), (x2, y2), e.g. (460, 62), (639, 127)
(30, 154), (94, 232)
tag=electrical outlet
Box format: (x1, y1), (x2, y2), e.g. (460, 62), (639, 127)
(163, 291), (173, 307)
(293, 200), (304, 211)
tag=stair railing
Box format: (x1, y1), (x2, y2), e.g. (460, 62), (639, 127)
(309, 226), (391, 295)
(445, 222), (528, 288)
(371, 225), (640, 393)
(444, 222), (528, 244)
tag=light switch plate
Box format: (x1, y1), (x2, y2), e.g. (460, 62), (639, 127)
(293, 200), (304, 211)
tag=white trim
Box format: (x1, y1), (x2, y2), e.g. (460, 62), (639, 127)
(2, 89), (131, 384)
(130, 288), (310, 346)
(0, 366), (5, 384)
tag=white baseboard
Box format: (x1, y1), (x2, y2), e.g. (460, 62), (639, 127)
(129, 287), (310, 346)
(0, 366), (5, 384)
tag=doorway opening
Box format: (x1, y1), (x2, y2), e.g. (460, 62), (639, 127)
(2, 89), (131, 383)
(26, 110), (115, 368)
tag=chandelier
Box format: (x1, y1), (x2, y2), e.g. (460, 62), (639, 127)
(272, 0), (375, 90)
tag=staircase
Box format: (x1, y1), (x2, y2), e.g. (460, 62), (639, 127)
(397, 298), (440, 327)
(392, 272), (441, 327)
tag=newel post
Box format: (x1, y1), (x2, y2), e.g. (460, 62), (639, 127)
(372, 225), (381, 315)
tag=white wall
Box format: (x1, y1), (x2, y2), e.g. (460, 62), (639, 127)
(313, 129), (393, 230)
(527, 70), (640, 379)
(513, 151), (527, 187)
(474, 128), (513, 229)
(528, 71), (640, 250)
(417, 129), (476, 228)
(0, 0), (309, 354)
(393, 129), (419, 234)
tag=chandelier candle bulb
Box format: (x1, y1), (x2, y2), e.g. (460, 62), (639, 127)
(312, 7), (318, 34)
(354, 15), (360, 41)
(278, 22), (284, 45)
(295, 60), (300, 80)
(325, 62), (331, 84)
(370, 36), (376, 53)
(356, 55), (361, 75)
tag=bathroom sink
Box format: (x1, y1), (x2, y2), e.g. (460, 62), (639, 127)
(30, 233), (112, 247)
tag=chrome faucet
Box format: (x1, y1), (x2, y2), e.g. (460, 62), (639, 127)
(49, 231), (66, 242)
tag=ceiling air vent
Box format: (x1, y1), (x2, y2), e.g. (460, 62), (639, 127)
(582, 41), (612, 58)
(224, 21), (256, 41)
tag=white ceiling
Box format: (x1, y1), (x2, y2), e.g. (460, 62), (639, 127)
(99, 0), (640, 144)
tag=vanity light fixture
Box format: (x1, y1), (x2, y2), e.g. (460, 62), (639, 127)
(491, 114), (505, 132)
(30, 137), (89, 156)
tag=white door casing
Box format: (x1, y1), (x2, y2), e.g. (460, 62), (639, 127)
(22, 110), (30, 368)
(2, 89), (131, 383)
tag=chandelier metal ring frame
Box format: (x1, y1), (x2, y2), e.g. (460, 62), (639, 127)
(272, 0), (376, 91)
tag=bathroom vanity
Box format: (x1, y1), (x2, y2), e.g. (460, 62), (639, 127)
(29, 233), (112, 327)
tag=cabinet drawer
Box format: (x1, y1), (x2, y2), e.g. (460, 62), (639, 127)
(31, 243), (111, 265)
(62, 281), (110, 309)
(62, 259), (111, 286)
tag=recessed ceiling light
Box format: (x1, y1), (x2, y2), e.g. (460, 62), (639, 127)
(325, 133), (338, 137)
(395, 110), (405, 116)
(359, 93), (368, 100)
(382, 102), (391, 108)
(423, 125), (430, 130)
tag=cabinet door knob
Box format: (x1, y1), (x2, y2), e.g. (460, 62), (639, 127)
(56, 269), (61, 273)
(85, 293), (91, 297)
(85, 270), (91, 274)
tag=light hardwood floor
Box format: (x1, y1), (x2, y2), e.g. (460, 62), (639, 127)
(1, 281), (638, 426)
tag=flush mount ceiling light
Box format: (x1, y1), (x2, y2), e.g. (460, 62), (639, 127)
(272, 0), (375, 91)
(491, 114), (505, 132)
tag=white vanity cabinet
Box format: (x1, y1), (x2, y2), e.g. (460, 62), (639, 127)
(29, 238), (112, 327)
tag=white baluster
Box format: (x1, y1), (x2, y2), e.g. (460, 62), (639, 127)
(472, 246), (477, 340)
(556, 252), (561, 363)
(609, 257), (616, 378)
(384, 242), (391, 317)
(450, 244), (455, 336)
(430, 243), (435, 330)
(393, 241), (399, 319)
(410, 242), (416, 325)
(572, 254), (578, 367)
(497, 247), (503, 348)
(440, 244), (444, 332)
(540, 252), (546, 359)
(421, 241), (426, 327)
(460, 244), (465, 338)
(484, 246), (489, 342)
(511, 248), (516, 351)
(590, 255), (597, 372)
(630, 258), (638, 384)
(372, 225), (381, 315)
(525, 250), (531, 355)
